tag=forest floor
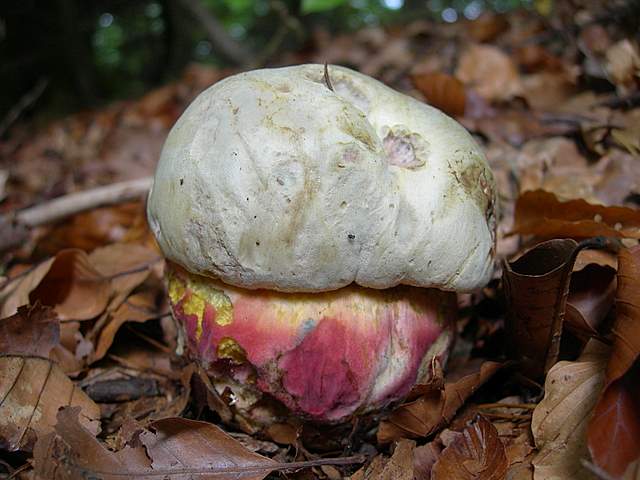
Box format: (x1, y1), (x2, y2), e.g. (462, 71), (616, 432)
(0, 3), (639, 479)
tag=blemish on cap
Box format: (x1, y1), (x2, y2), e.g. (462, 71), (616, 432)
(382, 126), (429, 169)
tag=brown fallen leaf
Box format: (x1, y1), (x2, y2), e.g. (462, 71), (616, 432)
(512, 190), (640, 239)
(456, 44), (523, 102)
(29, 249), (112, 321)
(531, 341), (609, 480)
(91, 292), (158, 362)
(0, 258), (56, 318)
(378, 360), (502, 443)
(503, 238), (609, 378)
(605, 39), (640, 94)
(413, 439), (443, 479)
(565, 264), (616, 340)
(0, 303), (59, 356)
(607, 246), (640, 383)
(0, 243), (160, 325)
(351, 439), (416, 480)
(0, 356), (100, 451)
(412, 72), (466, 116)
(34, 407), (363, 480)
(35, 201), (150, 255)
(431, 416), (507, 480)
(33, 407), (151, 480)
(587, 246), (640, 477)
(587, 362), (640, 479)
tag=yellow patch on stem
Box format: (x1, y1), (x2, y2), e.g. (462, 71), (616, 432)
(167, 269), (234, 341)
(216, 337), (247, 364)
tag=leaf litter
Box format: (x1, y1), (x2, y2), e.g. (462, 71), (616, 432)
(1, 3), (640, 479)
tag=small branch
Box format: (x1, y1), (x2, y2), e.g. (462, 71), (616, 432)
(16, 177), (153, 227)
(175, 0), (253, 67)
(477, 402), (537, 410)
(0, 177), (153, 253)
(0, 78), (48, 138)
(580, 459), (618, 480)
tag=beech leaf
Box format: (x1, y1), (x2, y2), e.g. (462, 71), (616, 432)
(531, 342), (609, 480)
(378, 360), (502, 443)
(412, 72), (466, 117)
(0, 303), (59, 356)
(431, 416), (508, 480)
(587, 246), (640, 477)
(607, 245), (640, 382)
(34, 407), (363, 479)
(502, 238), (610, 378)
(0, 356), (100, 451)
(587, 363), (640, 478)
(512, 190), (640, 239)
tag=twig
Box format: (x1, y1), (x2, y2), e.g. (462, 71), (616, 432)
(16, 177), (153, 227)
(176, 0), (253, 67)
(580, 459), (618, 480)
(0, 78), (48, 138)
(0, 177), (153, 253)
(481, 412), (532, 421)
(477, 402), (537, 410)
(69, 454), (367, 478)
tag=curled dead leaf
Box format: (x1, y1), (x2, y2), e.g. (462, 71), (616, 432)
(503, 239), (592, 378)
(378, 360), (502, 443)
(431, 416), (507, 480)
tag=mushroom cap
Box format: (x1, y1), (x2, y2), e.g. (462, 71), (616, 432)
(147, 64), (496, 293)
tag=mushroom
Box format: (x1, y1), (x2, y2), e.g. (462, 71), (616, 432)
(147, 64), (496, 425)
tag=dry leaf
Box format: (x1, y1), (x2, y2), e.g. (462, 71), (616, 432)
(605, 39), (640, 94)
(565, 264), (616, 339)
(587, 246), (640, 477)
(531, 341), (609, 480)
(35, 407), (358, 480)
(512, 190), (640, 239)
(413, 440), (443, 479)
(0, 258), (56, 318)
(412, 72), (466, 116)
(33, 407), (151, 480)
(431, 416), (507, 480)
(29, 249), (112, 321)
(0, 303), (59, 356)
(378, 360), (502, 443)
(36, 202), (149, 255)
(503, 239), (586, 378)
(456, 44), (523, 102)
(0, 356), (100, 451)
(91, 292), (158, 362)
(352, 439), (416, 480)
(607, 246), (640, 382)
(467, 13), (510, 43)
(587, 362), (640, 479)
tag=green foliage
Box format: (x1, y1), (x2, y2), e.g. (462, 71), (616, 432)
(301, 0), (348, 14)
